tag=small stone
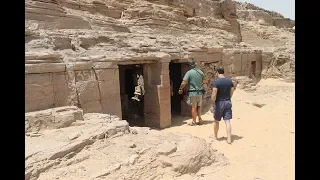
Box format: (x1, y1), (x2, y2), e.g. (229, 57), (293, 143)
(130, 129), (138, 134)
(129, 143), (136, 148)
(138, 148), (150, 155)
(68, 132), (81, 140)
(30, 133), (42, 137)
(156, 143), (177, 156)
(251, 144), (256, 147)
(160, 159), (172, 167)
(129, 154), (139, 165)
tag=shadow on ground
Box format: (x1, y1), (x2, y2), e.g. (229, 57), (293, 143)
(166, 114), (191, 127)
(215, 135), (244, 143)
(150, 114), (215, 130)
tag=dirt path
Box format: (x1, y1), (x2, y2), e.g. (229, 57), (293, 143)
(161, 79), (295, 180)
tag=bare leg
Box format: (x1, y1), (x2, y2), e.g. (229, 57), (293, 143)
(224, 120), (232, 144)
(197, 106), (202, 123)
(191, 105), (197, 123)
(213, 120), (219, 140)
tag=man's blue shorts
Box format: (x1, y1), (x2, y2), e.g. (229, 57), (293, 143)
(214, 100), (232, 121)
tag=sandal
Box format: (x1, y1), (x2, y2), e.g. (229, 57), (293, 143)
(188, 121), (197, 126)
(196, 118), (203, 125)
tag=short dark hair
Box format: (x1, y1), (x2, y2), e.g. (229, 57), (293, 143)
(216, 67), (224, 74)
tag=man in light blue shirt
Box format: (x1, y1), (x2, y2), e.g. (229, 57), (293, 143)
(178, 59), (206, 125)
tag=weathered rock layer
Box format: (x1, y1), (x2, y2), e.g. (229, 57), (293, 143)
(25, 0), (295, 116)
(25, 107), (228, 180)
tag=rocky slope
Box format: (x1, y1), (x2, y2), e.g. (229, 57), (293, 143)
(25, 107), (228, 180)
(235, 1), (295, 80)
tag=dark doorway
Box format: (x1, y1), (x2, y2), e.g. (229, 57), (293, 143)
(250, 61), (257, 83)
(251, 61), (256, 76)
(169, 62), (183, 115)
(119, 64), (145, 127)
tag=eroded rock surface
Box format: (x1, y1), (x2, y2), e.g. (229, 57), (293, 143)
(25, 0), (294, 115)
(25, 106), (83, 132)
(25, 109), (228, 180)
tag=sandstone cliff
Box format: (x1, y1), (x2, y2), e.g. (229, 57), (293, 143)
(25, 0), (295, 113)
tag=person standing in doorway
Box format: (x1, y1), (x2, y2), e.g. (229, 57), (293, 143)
(178, 59), (206, 125)
(131, 69), (145, 120)
(210, 67), (236, 144)
(131, 72), (145, 102)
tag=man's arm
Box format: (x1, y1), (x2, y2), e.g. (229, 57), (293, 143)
(180, 71), (190, 90)
(230, 80), (236, 98)
(179, 81), (188, 90)
(178, 71), (189, 94)
(230, 87), (235, 98)
(211, 80), (218, 105)
(178, 81), (188, 95)
(211, 88), (217, 105)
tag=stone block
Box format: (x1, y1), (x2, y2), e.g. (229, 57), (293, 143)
(25, 82), (54, 102)
(53, 72), (68, 85)
(25, 106), (83, 132)
(74, 69), (96, 82)
(160, 111), (171, 129)
(93, 62), (114, 69)
(25, 52), (62, 60)
(75, 80), (101, 104)
(207, 47), (223, 53)
(54, 91), (69, 107)
(25, 63), (66, 74)
(25, 73), (52, 85)
(101, 98), (122, 118)
(95, 68), (119, 81)
(207, 53), (222, 62)
(74, 61), (94, 71)
(25, 98), (54, 113)
(25, 109), (54, 132)
(81, 101), (103, 113)
(190, 52), (208, 61)
(98, 80), (120, 100)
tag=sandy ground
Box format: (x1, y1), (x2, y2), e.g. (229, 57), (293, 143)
(161, 78), (295, 180)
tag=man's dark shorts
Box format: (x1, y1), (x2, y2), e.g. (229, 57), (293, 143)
(214, 100), (232, 121)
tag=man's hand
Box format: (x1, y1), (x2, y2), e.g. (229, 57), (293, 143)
(178, 89), (183, 95)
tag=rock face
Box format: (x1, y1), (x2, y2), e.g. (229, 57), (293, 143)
(236, 1), (295, 28)
(25, 109), (228, 180)
(25, 0), (295, 125)
(25, 106), (83, 132)
(235, 2), (295, 82)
